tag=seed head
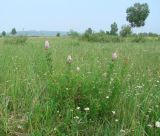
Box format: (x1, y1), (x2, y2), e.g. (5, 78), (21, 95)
(67, 55), (72, 64)
(112, 52), (118, 61)
(45, 40), (50, 49)
(76, 67), (80, 72)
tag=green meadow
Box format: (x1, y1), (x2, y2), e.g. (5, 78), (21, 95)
(0, 37), (160, 135)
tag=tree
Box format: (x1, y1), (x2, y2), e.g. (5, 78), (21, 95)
(2, 31), (6, 36)
(110, 22), (118, 35)
(126, 3), (150, 27)
(120, 25), (132, 37)
(68, 30), (80, 37)
(99, 30), (105, 35)
(56, 32), (60, 37)
(11, 28), (17, 35)
(85, 28), (93, 35)
(106, 31), (110, 35)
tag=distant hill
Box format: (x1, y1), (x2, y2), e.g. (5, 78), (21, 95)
(16, 31), (68, 36)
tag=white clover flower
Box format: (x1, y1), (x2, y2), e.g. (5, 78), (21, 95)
(155, 121), (160, 128)
(17, 125), (23, 129)
(76, 67), (80, 72)
(112, 111), (116, 115)
(106, 96), (109, 99)
(76, 107), (80, 110)
(84, 107), (90, 111)
(112, 52), (118, 61)
(54, 127), (57, 131)
(115, 119), (119, 122)
(67, 55), (72, 64)
(45, 40), (50, 49)
(74, 116), (79, 119)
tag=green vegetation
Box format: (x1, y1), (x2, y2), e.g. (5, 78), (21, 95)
(126, 3), (150, 27)
(120, 25), (132, 37)
(3, 36), (28, 45)
(0, 37), (160, 135)
(56, 33), (60, 37)
(2, 31), (6, 37)
(110, 22), (118, 35)
(11, 28), (17, 35)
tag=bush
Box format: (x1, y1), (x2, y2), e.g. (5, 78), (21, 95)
(120, 25), (132, 37)
(157, 37), (160, 41)
(56, 33), (60, 37)
(131, 36), (146, 43)
(68, 30), (80, 38)
(4, 36), (28, 45)
(81, 33), (123, 43)
(2, 31), (6, 37)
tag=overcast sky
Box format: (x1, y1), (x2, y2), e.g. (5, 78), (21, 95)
(1, 0), (159, 33)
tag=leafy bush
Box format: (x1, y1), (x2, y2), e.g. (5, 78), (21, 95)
(81, 33), (123, 43)
(131, 36), (146, 43)
(2, 31), (6, 37)
(68, 30), (80, 38)
(4, 36), (28, 45)
(56, 33), (60, 37)
(120, 25), (132, 37)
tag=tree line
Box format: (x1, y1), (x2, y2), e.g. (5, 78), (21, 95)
(2, 3), (156, 38)
(1, 28), (17, 37)
(69, 3), (151, 38)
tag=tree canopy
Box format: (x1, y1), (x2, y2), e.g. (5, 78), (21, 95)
(120, 25), (132, 37)
(126, 3), (150, 27)
(110, 22), (118, 35)
(11, 28), (17, 35)
(2, 31), (6, 36)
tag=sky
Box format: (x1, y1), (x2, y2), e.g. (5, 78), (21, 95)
(1, 0), (159, 33)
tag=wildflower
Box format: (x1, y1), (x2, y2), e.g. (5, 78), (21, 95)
(54, 127), (57, 131)
(147, 124), (153, 128)
(112, 52), (118, 61)
(17, 125), (23, 129)
(115, 119), (119, 122)
(120, 129), (125, 133)
(106, 96), (109, 99)
(45, 40), (50, 49)
(102, 72), (107, 77)
(76, 107), (80, 110)
(66, 88), (69, 90)
(74, 116), (79, 119)
(112, 111), (116, 115)
(155, 121), (160, 128)
(84, 107), (90, 111)
(76, 67), (80, 72)
(67, 55), (72, 64)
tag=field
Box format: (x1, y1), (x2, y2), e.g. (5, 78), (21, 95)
(0, 37), (160, 135)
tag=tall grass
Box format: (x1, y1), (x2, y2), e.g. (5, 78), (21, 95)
(0, 37), (160, 135)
